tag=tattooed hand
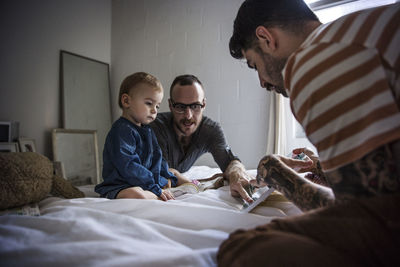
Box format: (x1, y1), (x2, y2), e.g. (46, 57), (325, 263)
(256, 154), (334, 211)
(292, 148), (329, 186)
(291, 148), (318, 172)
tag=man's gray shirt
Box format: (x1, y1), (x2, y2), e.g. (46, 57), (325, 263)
(150, 112), (239, 173)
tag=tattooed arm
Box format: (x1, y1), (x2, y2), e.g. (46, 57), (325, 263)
(258, 142), (400, 211)
(324, 143), (399, 203)
(257, 154), (334, 211)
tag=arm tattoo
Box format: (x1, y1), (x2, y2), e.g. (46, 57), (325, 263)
(257, 144), (399, 211)
(325, 144), (399, 203)
(257, 155), (334, 211)
(315, 161), (328, 184)
(304, 161), (329, 186)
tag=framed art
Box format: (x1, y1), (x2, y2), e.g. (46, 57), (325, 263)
(60, 50), (112, 172)
(0, 142), (19, 152)
(53, 161), (66, 179)
(52, 129), (100, 186)
(18, 138), (37, 152)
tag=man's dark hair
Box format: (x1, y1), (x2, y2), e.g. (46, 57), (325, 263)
(230, 0), (319, 59)
(170, 74), (203, 98)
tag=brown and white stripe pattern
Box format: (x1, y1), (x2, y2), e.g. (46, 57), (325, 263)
(284, 3), (400, 171)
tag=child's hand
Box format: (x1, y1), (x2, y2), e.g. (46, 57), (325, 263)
(159, 189), (175, 201)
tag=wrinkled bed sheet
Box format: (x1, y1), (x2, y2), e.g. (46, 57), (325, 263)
(0, 166), (301, 267)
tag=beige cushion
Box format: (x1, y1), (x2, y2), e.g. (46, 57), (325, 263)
(0, 152), (84, 210)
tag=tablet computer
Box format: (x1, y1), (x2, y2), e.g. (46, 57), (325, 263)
(240, 185), (275, 213)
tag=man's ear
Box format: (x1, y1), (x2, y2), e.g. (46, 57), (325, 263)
(255, 26), (276, 52)
(121, 93), (130, 108)
(202, 98), (206, 108)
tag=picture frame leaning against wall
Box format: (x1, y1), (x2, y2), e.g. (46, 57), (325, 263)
(52, 128), (100, 186)
(18, 138), (37, 152)
(0, 142), (19, 152)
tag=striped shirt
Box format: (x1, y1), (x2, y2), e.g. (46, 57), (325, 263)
(283, 3), (400, 172)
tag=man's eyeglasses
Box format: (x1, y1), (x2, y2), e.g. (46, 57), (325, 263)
(170, 99), (205, 114)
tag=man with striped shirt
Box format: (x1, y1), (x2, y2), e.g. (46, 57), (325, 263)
(218, 0), (400, 266)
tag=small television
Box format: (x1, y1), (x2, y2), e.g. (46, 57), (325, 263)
(0, 121), (19, 142)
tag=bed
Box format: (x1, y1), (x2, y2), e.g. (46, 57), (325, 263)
(0, 166), (302, 267)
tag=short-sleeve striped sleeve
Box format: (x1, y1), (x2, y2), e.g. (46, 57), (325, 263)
(284, 3), (400, 171)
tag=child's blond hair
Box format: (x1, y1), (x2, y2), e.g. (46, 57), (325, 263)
(118, 72), (163, 108)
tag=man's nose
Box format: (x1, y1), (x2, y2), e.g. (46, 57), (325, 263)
(183, 106), (193, 118)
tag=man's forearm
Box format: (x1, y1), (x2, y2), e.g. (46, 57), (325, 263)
(324, 144), (399, 202)
(223, 160), (246, 182)
(258, 155), (334, 211)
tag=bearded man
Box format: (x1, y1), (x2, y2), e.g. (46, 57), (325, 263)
(217, 0), (400, 266)
(150, 74), (255, 202)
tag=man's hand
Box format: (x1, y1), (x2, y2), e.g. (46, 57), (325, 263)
(224, 160), (255, 203)
(291, 148), (328, 185)
(291, 147), (319, 173)
(256, 154), (334, 211)
(278, 153), (313, 173)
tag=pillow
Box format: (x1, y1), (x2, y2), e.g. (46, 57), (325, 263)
(0, 152), (84, 210)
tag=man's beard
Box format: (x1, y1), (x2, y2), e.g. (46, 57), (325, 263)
(266, 83), (289, 98)
(260, 51), (289, 98)
(175, 118), (196, 136)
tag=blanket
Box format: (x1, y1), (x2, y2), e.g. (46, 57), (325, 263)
(0, 166), (302, 267)
(217, 194), (400, 266)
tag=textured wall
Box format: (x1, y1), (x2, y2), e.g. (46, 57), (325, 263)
(111, 0), (271, 169)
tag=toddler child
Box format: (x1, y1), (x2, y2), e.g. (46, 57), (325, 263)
(95, 72), (192, 201)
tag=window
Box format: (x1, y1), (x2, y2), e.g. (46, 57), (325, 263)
(306, 0), (397, 22)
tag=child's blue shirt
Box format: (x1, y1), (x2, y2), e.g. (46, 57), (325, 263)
(95, 117), (177, 197)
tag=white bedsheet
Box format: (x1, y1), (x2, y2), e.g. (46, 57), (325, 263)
(0, 166), (301, 267)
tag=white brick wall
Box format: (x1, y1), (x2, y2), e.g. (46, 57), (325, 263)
(111, 0), (271, 169)
(0, 0), (111, 157)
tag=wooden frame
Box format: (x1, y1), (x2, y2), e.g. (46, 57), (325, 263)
(308, 0), (357, 11)
(60, 50), (112, 172)
(52, 129), (100, 186)
(53, 161), (66, 179)
(18, 138), (37, 152)
(0, 142), (19, 152)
